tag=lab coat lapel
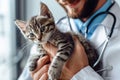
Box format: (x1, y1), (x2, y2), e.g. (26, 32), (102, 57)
(89, 2), (119, 54)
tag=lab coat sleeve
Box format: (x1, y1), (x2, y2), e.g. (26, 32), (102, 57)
(71, 66), (104, 80)
(18, 65), (32, 80)
(18, 45), (37, 80)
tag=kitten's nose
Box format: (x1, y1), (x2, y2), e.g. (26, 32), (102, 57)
(38, 35), (42, 41)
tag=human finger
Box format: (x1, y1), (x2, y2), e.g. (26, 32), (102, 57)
(31, 55), (50, 76)
(39, 73), (48, 80)
(32, 64), (49, 80)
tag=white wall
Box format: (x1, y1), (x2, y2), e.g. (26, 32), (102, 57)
(116, 0), (120, 5)
(26, 0), (120, 21)
(26, 0), (66, 21)
(0, 0), (16, 80)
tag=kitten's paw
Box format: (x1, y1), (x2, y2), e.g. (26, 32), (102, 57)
(48, 66), (61, 80)
(29, 61), (37, 71)
(29, 53), (47, 71)
(29, 55), (40, 71)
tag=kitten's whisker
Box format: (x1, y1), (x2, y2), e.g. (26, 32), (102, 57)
(19, 41), (33, 49)
(12, 41), (33, 64)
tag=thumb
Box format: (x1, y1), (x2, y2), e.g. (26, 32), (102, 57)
(43, 43), (57, 57)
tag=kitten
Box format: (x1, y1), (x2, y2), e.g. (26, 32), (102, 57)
(15, 2), (99, 80)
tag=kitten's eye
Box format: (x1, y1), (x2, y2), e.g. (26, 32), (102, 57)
(41, 26), (48, 32)
(27, 33), (35, 39)
(41, 27), (45, 32)
(30, 33), (34, 36)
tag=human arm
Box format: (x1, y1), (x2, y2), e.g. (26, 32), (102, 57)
(18, 65), (32, 80)
(71, 66), (104, 80)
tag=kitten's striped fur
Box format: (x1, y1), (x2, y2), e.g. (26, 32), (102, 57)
(15, 3), (99, 80)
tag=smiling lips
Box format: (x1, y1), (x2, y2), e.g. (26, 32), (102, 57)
(68, 0), (80, 8)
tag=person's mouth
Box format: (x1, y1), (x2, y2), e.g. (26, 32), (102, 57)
(68, 0), (80, 8)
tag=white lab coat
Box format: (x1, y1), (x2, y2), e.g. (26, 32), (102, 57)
(18, 1), (120, 80)
(56, 1), (120, 80)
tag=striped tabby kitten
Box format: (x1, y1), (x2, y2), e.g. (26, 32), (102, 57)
(15, 3), (99, 80)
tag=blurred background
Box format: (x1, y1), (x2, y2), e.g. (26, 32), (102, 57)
(0, 0), (120, 80)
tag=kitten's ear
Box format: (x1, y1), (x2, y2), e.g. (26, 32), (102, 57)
(15, 20), (27, 33)
(40, 2), (54, 19)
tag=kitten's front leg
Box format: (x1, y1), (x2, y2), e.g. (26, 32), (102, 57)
(28, 53), (43, 71)
(48, 55), (65, 80)
(48, 48), (72, 80)
(29, 45), (47, 71)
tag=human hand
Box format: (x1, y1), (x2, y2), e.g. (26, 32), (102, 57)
(60, 36), (89, 79)
(31, 36), (89, 80)
(30, 55), (50, 80)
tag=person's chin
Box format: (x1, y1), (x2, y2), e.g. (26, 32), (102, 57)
(66, 8), (79, 18)
(67, 12), (79, 18)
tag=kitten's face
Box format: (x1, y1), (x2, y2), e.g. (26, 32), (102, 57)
(15, 3), (55, 44)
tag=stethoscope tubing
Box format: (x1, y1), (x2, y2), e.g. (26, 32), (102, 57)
(86, 11), (116, 38)
(67, 1), (116, 67)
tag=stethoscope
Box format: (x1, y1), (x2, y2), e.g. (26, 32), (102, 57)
(67, 1), (116, 68)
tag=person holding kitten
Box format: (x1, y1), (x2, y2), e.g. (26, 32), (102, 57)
(18, 0), (120, 80)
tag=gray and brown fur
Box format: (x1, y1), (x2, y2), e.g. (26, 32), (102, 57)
(15, 2), (100, 80)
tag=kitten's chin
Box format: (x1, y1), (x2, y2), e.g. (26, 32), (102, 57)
(39, 42), (47, 45)
(34, 40), (47, 45)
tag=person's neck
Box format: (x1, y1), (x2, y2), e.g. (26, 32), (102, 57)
(82, 0), (107, 21)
